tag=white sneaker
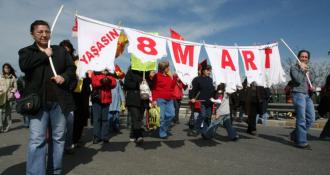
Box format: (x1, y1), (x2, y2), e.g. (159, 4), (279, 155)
(136, 137), (144, 143)
(3, 125), (9, 133)
(129, 138), (135, 142)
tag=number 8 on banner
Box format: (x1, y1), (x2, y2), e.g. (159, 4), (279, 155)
(137, 37), (158, 55)
(125, 28), (167, 63)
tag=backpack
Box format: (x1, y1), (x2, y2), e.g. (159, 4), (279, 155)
(139, 71), (151, 100)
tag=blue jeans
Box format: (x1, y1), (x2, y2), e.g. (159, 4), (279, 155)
(256, 112), (269, 126)
(290, 92), (315, 146)
(202, 115), (237, 139)
(23, 115), (30, 127)
(108, 111), (120, 131)
(195, 104), (212, 133)
(157, 99), (175, 138)
(27, 103), (66, 175)
(92, 103), (110, 140)
(65, 111), (74, 150)
(239, 105), (245, 121)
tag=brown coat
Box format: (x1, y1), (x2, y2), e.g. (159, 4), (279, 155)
(0, 74), (17, 106)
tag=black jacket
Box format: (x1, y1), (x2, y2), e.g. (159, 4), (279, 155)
(124, 69), (152, 108)
(318, 88), (330, 117)
(18, 43), (76, 115)
(189, 75), (215, 107)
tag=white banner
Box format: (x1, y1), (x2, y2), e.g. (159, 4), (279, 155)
(259, 43), (286, 87)
(125, 28), (167, 63)
(75, 15), (286, 88)
(205, 45), (242, 93)
(239, 47), (264, 86)
(168, 41), (201, 85)
(77, 15), (120, 77)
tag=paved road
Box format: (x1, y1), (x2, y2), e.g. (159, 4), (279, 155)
(1, 113), (330, 175)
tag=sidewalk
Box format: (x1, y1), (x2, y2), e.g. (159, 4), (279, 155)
(266, 118), (327, 129)
(179, 108), (327, 129)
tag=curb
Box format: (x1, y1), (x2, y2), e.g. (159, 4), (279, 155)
(264, 119), (326, 129)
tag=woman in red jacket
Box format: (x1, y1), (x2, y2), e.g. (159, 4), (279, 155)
(90, 70), (117, 144)
(151, 61), (177, 139)
(173, 78), (187, 124)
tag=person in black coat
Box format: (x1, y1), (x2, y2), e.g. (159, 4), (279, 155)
(124, 67), (153, 143)
(245, 82), (266, 135)
(318, 74), (330, 140)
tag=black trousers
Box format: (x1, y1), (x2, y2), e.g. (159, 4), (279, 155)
(72, 93), (90, 143)
(173, 100), (181, 122)
(247, 102), (258, 132)
(128, 106), (145, 138)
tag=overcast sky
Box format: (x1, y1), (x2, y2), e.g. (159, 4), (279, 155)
(0, 0), (329, 75)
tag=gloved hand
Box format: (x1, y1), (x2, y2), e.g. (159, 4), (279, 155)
(100, 77), (111, 85)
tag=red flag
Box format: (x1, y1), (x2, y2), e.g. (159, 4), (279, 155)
(115, 64), (125, 79)
(72, 16), (78, 37)
(115, 32), (128, 58)
(170, 29), (184, 40)
(198, 59), (207, 71)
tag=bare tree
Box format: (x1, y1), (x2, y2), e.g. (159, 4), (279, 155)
(282, 57), (330, 87)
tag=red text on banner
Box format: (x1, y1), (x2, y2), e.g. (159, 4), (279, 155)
(80, 29), (119, 64)
(221, 49), (236, 71)
(172, 43), (194, 67)
(264, 48), (272, 69)
(137, 37), (158, 55)
(242, 50), (257, 71)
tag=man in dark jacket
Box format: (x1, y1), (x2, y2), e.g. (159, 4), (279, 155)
(19, 20), (76, 175)
(189, 65), (215, 136)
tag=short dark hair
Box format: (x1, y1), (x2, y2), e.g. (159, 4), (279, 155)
(297, 50), (310, 60)
(59, 40), (75, 56)
(217, 83), (226, 92)
(30, 20), (50, 33)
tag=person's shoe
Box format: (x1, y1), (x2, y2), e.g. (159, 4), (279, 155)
(246, 130), (257, 136)
(92, 137), (101, 144)
(3, 125), (10, 133)
(136, 137), (144, 144)
(247, 130), (257, 136)
(295, 143), (312, 150)
(289, 133), (297, 143)
(129, 138), (136, 142)
(201, 133), (210, 140)
(65, 148), (75, 155)
(113, 128), (120, 133)
(160, 136), (168, 139)
(187, 130), (199, 137)
(231, 135), (239, 141)
(103, 139), (110, 143)
(73, 141), (84, 148)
